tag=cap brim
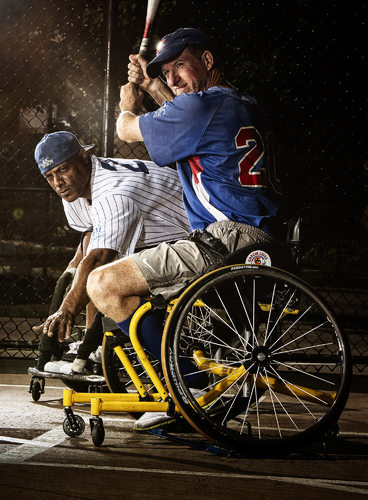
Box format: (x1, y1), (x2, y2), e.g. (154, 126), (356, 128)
(146, 62), (164, 79)
(146, 44), (185, 79)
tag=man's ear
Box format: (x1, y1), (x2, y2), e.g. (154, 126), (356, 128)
(202, 50), (214, 71)
(79, 148), (90, 164)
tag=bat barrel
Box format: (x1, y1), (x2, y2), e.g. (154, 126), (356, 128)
(139, 0), (161, 54)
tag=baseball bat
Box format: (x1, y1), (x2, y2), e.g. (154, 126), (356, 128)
(138, 0), (162, 55)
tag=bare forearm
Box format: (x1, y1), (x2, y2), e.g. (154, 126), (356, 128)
(116, 111), (142, 143)
(116, 79), (174, 142)
(147, 78), (175, 105)
(63, 248), (118, 315)
(65, 231), (91, 272)
(44, 248), (117, 341)
(60, 258), (95, 317)
(65, 244), (83, 272)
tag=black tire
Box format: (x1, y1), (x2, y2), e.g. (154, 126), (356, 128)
(162, 264), (352, 457)
(63, 414), (85, 437)
(90, 418), (105, 447)
(31, 380), (42, 401)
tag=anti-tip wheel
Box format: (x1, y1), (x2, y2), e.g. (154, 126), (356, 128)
(63, 414), (86, 437)
(90, 417), (105, 447)
(31, 380), (42, 401)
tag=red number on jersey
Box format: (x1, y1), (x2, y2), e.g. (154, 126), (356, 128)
(235, 126), (267, 188)
(235, 126), (283, 194)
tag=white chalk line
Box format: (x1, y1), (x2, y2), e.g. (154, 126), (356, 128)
(0, 428), (367, 495)
(0, 428), (67, 463)
(0, 383), (64, 390)
(1, 381), (368, 495)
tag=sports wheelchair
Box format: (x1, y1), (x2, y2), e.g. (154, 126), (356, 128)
(62, 219), (352, 457)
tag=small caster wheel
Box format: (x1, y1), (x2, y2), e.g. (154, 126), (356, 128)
(324, 423), (340, 442)
(63, 414), (85, 437)
(31, 380), (42, 401)
(90, 417), (105, 447)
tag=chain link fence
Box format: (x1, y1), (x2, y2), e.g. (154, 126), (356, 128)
(0, 0), (367, 374)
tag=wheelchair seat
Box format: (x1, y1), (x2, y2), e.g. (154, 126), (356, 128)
(225, 217), (303, 276)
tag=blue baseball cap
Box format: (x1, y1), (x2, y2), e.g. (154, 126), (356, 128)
(35, 131), (95, 175)
(146, 28), (215, 79)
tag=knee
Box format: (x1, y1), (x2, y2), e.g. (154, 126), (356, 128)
(87, 267), (111, 310)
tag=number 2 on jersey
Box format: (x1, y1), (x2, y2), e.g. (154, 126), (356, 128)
(235, 126), (282, 194)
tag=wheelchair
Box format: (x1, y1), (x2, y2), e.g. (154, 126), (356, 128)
(62, 219), (352, 457)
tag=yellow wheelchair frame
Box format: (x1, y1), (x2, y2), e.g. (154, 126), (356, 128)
(62, 263), (351, 457)
(63, 300), (214, 443)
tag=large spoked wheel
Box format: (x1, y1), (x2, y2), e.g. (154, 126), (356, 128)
(162, 264), (352, 457)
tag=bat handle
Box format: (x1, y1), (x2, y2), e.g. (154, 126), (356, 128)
(139, 39), (149, 55)
(134, 44), (148, 89)
(133, 39), (149, 89)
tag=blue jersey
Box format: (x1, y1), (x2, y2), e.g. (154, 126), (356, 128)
(139, 87), (283, 239)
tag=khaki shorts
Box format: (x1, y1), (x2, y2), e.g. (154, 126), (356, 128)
(130, 221), (274, 300)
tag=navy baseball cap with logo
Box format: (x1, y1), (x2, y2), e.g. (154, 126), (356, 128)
(35, 131), (95, 175)
(146, 28), (215, 79)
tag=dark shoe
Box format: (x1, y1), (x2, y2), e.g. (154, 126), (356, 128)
(52, 345), (64, 360)
(35, 351), (52, 371)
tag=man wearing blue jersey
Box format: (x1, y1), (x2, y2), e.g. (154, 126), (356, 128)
(33, 131), (190, 372)
(86, 28), (284, 430)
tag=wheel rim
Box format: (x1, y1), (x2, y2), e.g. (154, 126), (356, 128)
(163, 265), (351, 456)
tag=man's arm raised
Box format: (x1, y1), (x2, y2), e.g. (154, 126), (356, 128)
(117, 53), (175, 143)
(116, 83), (143, 143)
(128, 53), (174, 106)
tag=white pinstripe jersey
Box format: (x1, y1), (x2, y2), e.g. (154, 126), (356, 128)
(62, 156), (190, 257)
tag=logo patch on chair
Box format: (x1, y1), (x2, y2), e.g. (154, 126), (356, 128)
(245, 250), (272, 266)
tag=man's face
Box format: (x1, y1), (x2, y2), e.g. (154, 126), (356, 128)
(43, 150), (91, 202)
(161, 48), (211, 96)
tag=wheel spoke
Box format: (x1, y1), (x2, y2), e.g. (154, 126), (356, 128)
(163, 264), (351, 456)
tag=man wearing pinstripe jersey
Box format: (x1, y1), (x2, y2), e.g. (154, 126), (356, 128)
(33, 131), (190, 371)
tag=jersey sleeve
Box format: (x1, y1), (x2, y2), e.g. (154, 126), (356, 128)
(139, 92), (219, 167)
(87, 194), (143, 257)
(62, 199), (93, 233)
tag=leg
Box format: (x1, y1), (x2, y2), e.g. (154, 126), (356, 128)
(33, 269), (75, 336)
(87, 258), (165, 364)
(76, 311), (104, 360)
(36, 331), (64, 371)
(35, 270), (75, 370)
(88, 250), (208, 380)
(35, 231), (91, 371)
(69, 311), (104, 373)
(87, 246), (206, 361)
(87, 257), (149, 323)
(81, 231), (97, 329)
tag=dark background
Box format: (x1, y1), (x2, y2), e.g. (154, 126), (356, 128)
(0, 0), (367, 370)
